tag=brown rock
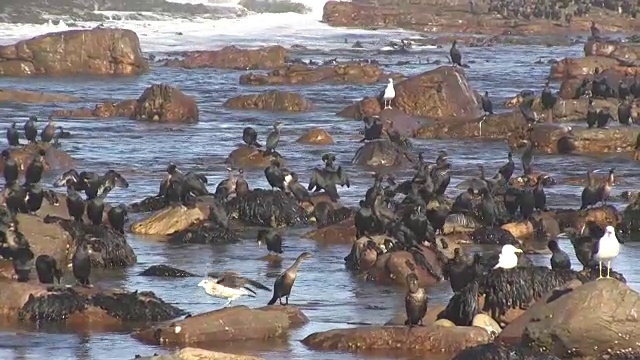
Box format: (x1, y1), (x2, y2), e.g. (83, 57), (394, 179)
(50, 100), (136, 119)
(385, 305), (447, 326)
(131, 84), (199, 123)
(166, 45), (287, 70)
(225, 145), (284, 169)
(134, 305), (308, 346)
(12, 214), (72, 270)
(529, 126), (640, 155)
(239, 63), (385, 85)
(523, 279), (640, 357)
(139, 348), (262, 360)
(296, 128), (334, 145)
(304, 217), (355, 243)
(223, 91), (312, 112)
(549, 56), (620, 80)
(376, 108), (426, 137)
(0, 143), (74, 174)
(131, 206), (206, 236)
(338, 96), (381, 119)
(352, 139), (414, 167)
(302, 325), (491, 355)
(339, 66), (482, 120)
(415, 111), (527, 140)
(584, 40), (640, 64)
(0, 89), (79, 103)
(0, 29), (147, 76)
(367, 246), (443, 288)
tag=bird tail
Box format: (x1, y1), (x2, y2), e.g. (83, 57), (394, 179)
(267, 293), (278, 305)
(244, 287), (257, 296)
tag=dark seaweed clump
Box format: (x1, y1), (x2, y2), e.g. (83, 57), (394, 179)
(128, 195), (168, 214)
(469, 227), (518, 245)
(452, 343), (561, 360)
(317, 206), (354, 228)
(19, 287), (185, 323)
(225, 189), (309, 227)
(167, 221), (240, 244)
(139, 265), (197, 277)
(44, 215), (137, 268)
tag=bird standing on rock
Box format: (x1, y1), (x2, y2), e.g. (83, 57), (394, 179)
(493, 244), (523, 269)
(24, 116), (38, 143)
(481, 91), (493, 115)
(594, 226), (620, 279)
(450, 40), (462, 67)
(548, 240), (571, 270)
(6, 122), (19, 146)
(265, 121), (284, 155)
(383, 78), (395, 109)
(242, 126), (262, 148)
(257, 229), (283, 255)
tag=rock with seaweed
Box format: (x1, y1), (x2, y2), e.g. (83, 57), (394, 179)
(225, 189), (309, 227)
(128, 195), (168, 214)
(139, 265), (198, 277)
(167, 220), (240, 244)
(620, 196), (640, 239)
(452, 343), (561, 360)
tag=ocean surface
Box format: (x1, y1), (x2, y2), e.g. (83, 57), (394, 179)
(0, 1), (639, 359)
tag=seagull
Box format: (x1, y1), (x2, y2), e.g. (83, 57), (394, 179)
(198, 271), (270, 307)
(383, 78), (395, 109)
(594, 225), (621, 279)
(493, 244), (523, 270)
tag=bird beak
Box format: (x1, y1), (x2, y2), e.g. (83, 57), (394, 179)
(197, 280), (205, 287)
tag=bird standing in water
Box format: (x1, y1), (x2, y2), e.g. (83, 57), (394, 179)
(268, 252), (312, 305)
(594, 226), (620, 279)
(383, 78), (395, 109)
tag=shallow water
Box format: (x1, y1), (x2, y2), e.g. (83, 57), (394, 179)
(0, 5), (639, 360)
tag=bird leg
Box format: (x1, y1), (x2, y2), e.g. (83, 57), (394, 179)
(279, 297), (284, 305)
(478, 115), (485, 137)
(606, 261), (611, 278)
(598, 261), (603, 279)
(285, 296), (289, 305)
(224, 299), (232, 307)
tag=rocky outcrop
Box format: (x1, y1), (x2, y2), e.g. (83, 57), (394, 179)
(134, 305), (308, 345)
(50, 100), (137, 119)
(296, 128), (334, 145)
(0, 29), (148, 76)
(302, 325), (491, 355)
(415, 110), (527, 141)
(0, 89), (79, 103)
(223, 91), (312, 112)
(585, 41), (640, 66)
(225, 145), (284, 169)
(10, 214), (72, 272)
(166, 45), (287, 70)
(551, 41), (640, 80)
(516, 126), (640, 155)
(239, 63), (387, 85)
(0, 143), (74, 174)
(549, 56), (622, 80)
(136, 348), (262, 360)
(131, 84), (199, 123)
(131, 206), (207, 236)
(523, 279), (640, 358)
(338, 66), (482, 120)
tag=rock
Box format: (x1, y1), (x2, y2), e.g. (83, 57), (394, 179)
(453, 343), (562, 360)
(12, 214), (72, 272)
(584, 41), (640, 65)
(50, 100), (137, 119)
(239, 63), (385, 85)
(385, 304), (447, 326)
(352, 139), (414, 167)
(621, 197), (640, 238)
(131, 206), (207, 236)
(0, 143), (74, 174)
(137, 348), (262, 360)
(302, 325), (491, 355)
(471, 314), (501, 337)
(134, 305), (308, 345)
(435, 319), (456, 327)
(549, 56), (621, 80)
(296, 128), (334, 145)
(224, 146), (284, 169)
(223, 90), (312, 112)
(0, 29), (147, 76)
(0, 281), (184, 328)
(239, 0), (310, 14)
(139, 265), (198, 277)
(166, 45), (287, 70)
(338, 66), (482, 120)
(366, 245), (444, 288)
(524, 126), (640, 155)
(226, 189), (308, 227)
(131, 84), (199, 123)
(523, 279), (640, 357)
(304, 217), (356, 243)
(0, 89), (79, 103)
(415, 110), (527, 141)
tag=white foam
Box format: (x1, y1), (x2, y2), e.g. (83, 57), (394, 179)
(0, 0), (418, 52)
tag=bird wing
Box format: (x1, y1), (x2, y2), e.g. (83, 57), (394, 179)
(214, 273), (270, 291)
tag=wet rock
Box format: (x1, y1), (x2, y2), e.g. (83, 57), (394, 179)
(225, 145), (284, 169)
(223, 90), (312, 112)
(471, 314), (501, 337)
(0, 29), (148, 76)
(302, 325), (491, 355)
(131, 84), (199, 123)
(0, 89), (79, 103)
(239, 0), (310, 14)
(304, 217), (356, 243)
(165, 45), (287, 70)
(239, 63), (385, 85)
(338, 66), (482, 120)
(134, 305), (308, 345)
(50, 100), (137, 119)
(523, 126), (640, 155)
(554, 206), (621, 233)
(443, 213), (482, 235)
(1, 282), (184, 327)
(501, 221), (535, 242)
(352, 139), (414, 167)
(415, 111), (527, 141)
(296, 128), (334, 145)
(621, 197), (640, 238)
(549, 56), (621, 80)
(131, 206), (207, 236)
(168, 220), (240, 245)
(0, 143), (74, 174)
(137, 348), (262, 360)
(523, 279), (640, 357)
(584, 41), (640, 65)
(11, 214), (72, 272)
(434, 318), (456, 327)
(469, 227), (518, 245)
(453, 343), (562, 360)
(366, 245), (444, 288)
(139, 265), (198, 277)
(385, 304), (447, 326)
(226, 189), (308, 227)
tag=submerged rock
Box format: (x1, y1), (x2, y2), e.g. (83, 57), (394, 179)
(134, 305), (308, 345)
(296, 128), (334, 145)
(239, 63), (386, 85)
(304, 217), (356, 243)
(139, 265), (198, 277)
(131, 84), (199, 123)
(165, 45), (287, 70)
(453, 343), (561, 360)
(226, 189), (309, 227)
(0, 89), (80, 104)
(223, 90), (313, 112)
(167, 221), (240, 245)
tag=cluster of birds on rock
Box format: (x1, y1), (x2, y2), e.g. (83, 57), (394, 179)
(488, 0), (637, 22)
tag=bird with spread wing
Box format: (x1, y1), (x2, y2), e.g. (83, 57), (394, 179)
(198, 271), (270, 307)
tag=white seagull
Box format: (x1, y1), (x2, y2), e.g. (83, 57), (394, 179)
(197, 271), (270, 307)
(493, 244), (523, 270)
(594, 225), (621, 279)
(383, 78), (395, 109)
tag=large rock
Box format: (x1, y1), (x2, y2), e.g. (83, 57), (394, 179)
(0, 89), (79, 103)
(225, 146), (284, 169)
(523, 279), (640, 357)
(366, 245), (444, 287)
(296, 128), (334, 145)
(584, 41), (640, 65)
(0, 143), (74, 174)
(302, 325), (491, 355)
(415, 110), (527, 141)
(166, 45), (287, 70)
(0, 29), (148, 76)
(50, 100), (137, 119)
(11, 214), (72, 272)
(131, 84), (199, 123)
(521, 126), (640, 155)
(338, 66), (482, 120)
(239, 63), (386, 85)
(134, 305), (308, 345)
(131, 206), (207, 236)
(352, 139), (415, 167)
(137, 348), (262, 360)
(549, 56), (621, 80)
(223, 91), (312, 112)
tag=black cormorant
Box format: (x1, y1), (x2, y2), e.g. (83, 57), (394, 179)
(6, 122), (19, 146)
(24, 149), (46, 185)
(267, 251), (312, 305)
(72, 242), (91, 286)
(548, 240), (571, 270)
(2, 149), (18, 186)
(450, 40), (462, 67)
(257, 229), (283, 254)
(107, 204), (128, 234)
(24, 116), (38, 143)
(242, 126), (262, 148)
(35, 254), (63, 284)
(481, 91), (494, 115)
(265, 121), (284, 155)
(404, 272), (428, 327)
